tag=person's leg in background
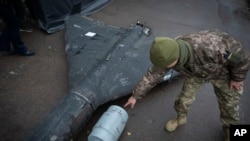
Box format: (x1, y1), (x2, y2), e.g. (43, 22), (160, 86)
(12, 0), (33, 32)
(0, 2), (35, 56)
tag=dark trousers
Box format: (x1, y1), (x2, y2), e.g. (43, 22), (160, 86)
(0, 3), (27, 53)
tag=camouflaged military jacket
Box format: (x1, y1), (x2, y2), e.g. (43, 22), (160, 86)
(132, 29), (250, 99)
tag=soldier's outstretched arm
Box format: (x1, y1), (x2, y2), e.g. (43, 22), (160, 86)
(124, 67), (167, 108)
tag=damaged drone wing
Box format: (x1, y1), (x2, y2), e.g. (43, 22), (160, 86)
(26, 14), (179, 141)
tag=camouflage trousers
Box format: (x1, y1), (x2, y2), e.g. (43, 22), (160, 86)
(174, 77), (243, 128)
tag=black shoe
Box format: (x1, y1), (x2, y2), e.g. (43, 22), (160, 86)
(17, 49), (35, 56)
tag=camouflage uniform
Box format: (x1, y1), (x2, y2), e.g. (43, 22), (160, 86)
(132, 29), (250, 128)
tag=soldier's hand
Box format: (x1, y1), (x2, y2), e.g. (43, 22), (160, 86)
(229, 80), (243, 91)
(124, 96), (137, 109)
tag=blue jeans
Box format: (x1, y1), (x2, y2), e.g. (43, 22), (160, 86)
(0, 3), (27, 53)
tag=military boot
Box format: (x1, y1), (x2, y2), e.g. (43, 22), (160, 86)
(165, 115), (187, 132)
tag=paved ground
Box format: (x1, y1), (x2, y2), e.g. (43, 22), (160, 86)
(0, 29), (69, 140)
(0, 0), (250, 141)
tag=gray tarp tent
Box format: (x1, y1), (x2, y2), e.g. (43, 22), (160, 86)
(26, 0), (112, 33)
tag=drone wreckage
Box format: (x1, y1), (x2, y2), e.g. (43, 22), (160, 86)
(26, 15), (179, 141)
